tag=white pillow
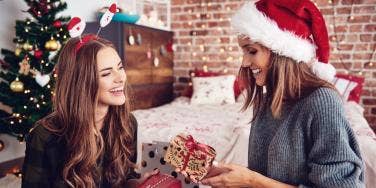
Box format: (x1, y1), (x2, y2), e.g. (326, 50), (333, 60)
(332, 77), (358, 101)
(190, 75), (236, 105)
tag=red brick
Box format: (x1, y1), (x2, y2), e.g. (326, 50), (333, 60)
(320, 8), (334, 15)
(349, 25), (362, 32)
(360, 34), (373, 42)
(330, 53), (351, 60)
(365, 80), (376, 87)
(363, 98), (376, 105)
(171, 7), (182, 13)
(346, 34), (358, 42)
(354, 6), (375, 14)
(336, 7), (351, 14)
(352, 62), (364, 69)
(341, 0), (364, 4)
(354, 44), (369, 51)
(363, 89), (372, 97)
(348, 15), (371, 23)
(353, 53), (373, 60)
(338, 44), (353, 50)
(364, 24), (376, 32)
(171, 0), (185, 5)
(332, 62), (353, 69)
(334, 25), (348, 32)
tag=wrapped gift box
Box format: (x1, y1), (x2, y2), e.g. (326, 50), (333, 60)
(164, 134), (216, 182)
(140, 141), (199, 188)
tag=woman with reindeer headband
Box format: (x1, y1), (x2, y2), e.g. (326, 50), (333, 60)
(22, 4), (158, 187)
(200, 0), (365, 187)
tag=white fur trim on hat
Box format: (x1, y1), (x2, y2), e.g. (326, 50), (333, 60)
(310, 61), (336, 82)
(231, 2), (317, 63)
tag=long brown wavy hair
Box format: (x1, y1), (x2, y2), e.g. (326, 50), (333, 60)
(239, 50), (336, 122)
(37, 35), (135, 187)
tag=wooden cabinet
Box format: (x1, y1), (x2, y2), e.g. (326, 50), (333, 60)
(86, 22), (174, 110)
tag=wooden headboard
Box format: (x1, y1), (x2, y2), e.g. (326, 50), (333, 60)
(86, 22), (174, 110)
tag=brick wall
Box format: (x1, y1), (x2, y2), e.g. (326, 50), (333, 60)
(170, 0), (376, 129)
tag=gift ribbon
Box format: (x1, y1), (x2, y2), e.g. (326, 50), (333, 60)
(178, 135), (215, 171)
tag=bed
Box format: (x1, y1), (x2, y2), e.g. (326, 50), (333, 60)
(134, 96), (252, 166)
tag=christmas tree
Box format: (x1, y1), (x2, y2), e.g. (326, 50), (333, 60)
(0, 0), (70, 141)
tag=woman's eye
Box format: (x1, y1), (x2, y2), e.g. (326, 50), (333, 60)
(101, 73), (110, 77)
(119, 66), (124, 70)
(248, 50), (257, 55)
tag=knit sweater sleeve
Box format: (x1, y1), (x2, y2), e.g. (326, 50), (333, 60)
(299, 88), (365, 188)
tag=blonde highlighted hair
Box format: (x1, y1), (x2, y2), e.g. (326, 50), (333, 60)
(239, 52), (336, 121)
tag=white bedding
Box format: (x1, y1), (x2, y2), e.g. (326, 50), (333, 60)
(343, 101), (376, 187)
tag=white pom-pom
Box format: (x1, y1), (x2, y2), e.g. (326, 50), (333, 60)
(310, 61), (336, 82)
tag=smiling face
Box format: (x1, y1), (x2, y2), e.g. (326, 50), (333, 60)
(96, 47), (126, 107)
(238, 36), (271, 86)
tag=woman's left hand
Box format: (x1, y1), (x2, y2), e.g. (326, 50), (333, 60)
(201, 163), (258, 188)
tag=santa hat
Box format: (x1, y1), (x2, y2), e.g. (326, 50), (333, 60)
(231, 0), (336, 82)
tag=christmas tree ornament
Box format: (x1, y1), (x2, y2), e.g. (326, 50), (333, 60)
(10, 77), (24, 92)
(136, 33), (142, 45)
(35, 72), (50, 87)
(166, 41), (174, 52)
(19, 58), (31, 75)
(34, 49), (43, 59)
(147, 46), (152, 59)
(48, 51), (58, 60)
(45, 39), (59, 51)
(22, 42), (33, 51)
(153, 57), (159, 67)
(15, 47), (22, 56)
(0, 140), (4, 152)
(160, 45), (167, 56)
(128, 28), (135, 45)
(53, 20), (62, 28)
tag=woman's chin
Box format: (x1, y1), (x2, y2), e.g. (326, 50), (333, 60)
(103, 97), (126, 106)
(255, 79), (266, 86)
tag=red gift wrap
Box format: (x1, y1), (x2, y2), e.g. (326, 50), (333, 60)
(138, 173), (182, 188)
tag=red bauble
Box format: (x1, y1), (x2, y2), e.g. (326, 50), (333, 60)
(34, 50), (43, 59)
(53, 20), (62, 28)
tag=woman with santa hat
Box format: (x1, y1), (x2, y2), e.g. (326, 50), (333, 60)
(201, 0), (364, 187)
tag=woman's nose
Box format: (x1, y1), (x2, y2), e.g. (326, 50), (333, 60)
(114, 71), (125, 83)
(241, 55), (252, 67)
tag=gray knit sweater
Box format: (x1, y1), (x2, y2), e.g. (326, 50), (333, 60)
(248, 87), (365, 188)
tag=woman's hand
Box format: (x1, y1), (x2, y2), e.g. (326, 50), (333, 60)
(201, 163), (297, 188)
(201, 163), (257, 187)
